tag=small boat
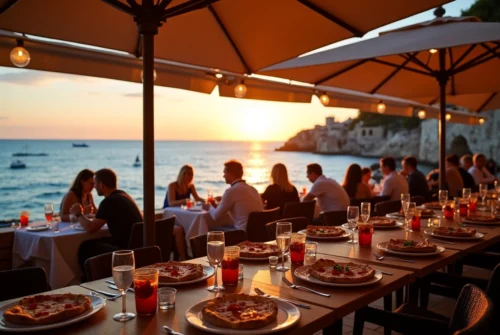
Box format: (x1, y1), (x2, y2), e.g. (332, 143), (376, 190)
(10, 160), (26, 169)
(72, 143), (89, 148)
(12, 145), (48, 157)
(133, 155), (141, 167)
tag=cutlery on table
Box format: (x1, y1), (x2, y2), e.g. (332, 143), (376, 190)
(163, 325), (184, 335)
(373, 252), (415, 263)
(105, 280), (135, 292)
(89, 291), (120, 301)
(108, 284), (135, 293)
(373, 269), (393, 275)
(254, 288), (311, 309)
(282, 277), (330, 297)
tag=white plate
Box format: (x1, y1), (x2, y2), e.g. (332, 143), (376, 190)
(386, 212), (436, 219)
(423, 229), (484, 240)
(0, 294), (105, 333)
(298, 229), (351, 240)
(26, 225), (50, 232)
(70, 224), (86, 231)
(185, 297), (301, 334)
(377, 241), (445, 257)
(461, 218), (500, 225)
(341, 222), (403, 230)
(159, 265), (215, 286)
(294, 265), (383, 287)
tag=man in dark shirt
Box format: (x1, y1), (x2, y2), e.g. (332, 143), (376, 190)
(401, 156), (429, 199)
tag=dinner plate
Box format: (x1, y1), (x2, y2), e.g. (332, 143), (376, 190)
(386, 211), (436, 219)
(26, 225), (50, 232)
(159, 265), (214, 286)
(0, 294), (105, 333)
(461, 217), (500, 225)
(377, 241), (445, 257)
(298, 229), (351, 240)
(423, 229), (484, 240)
(71, 224), (86, 231)
(294, 265), (382, 287)
(185, 297), (301, 334)
(342, 222), (403, 230)
(187, 208), (203, 212)
(239, 255), (286, 261)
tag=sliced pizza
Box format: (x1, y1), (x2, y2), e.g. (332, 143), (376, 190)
(386, 238), (437, 253)
(237, 241), (280, 258)
(432, 227), (476, 237)
(142, 261), (203, 283)
(306, 225), (345, 237)
(309, 258), (375, 284)
(365, 217), (396, 227)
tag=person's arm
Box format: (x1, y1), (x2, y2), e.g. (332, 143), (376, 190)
(60, 192), (78, 222)
(303, 183), (319, 202)
(481, 167), (497, 183)
(190, 184), (205, 202)
(167, 183), (188, 207)
(209, 190), (233, 221)
(70, 203), (106, 233)
(379, 178), (391, 197)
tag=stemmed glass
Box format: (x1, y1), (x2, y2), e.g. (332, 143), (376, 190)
(207, 189), (214, 203)
(44, 203), (53, 226)
(207, 231), (225, 292)
(479, 184), (488, 208)
(347, 206), (359, 244)
(462, 188), (472, 202)
(276, 222), (292, 272)
(438, 190), (448, 207)
(401, 193), (410, 214)
(112, 250), (135, 322)
(360, 202), (371, 224)
(405, 202), (416, 232)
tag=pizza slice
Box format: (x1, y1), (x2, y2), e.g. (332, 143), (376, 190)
(142, 261), (204, 283)
(386, 239), (437, 253)
(309, 258), (375, 283)
(306, 225), (345, 237)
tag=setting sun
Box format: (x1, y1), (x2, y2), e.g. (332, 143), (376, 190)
(238, 105), (278, 141)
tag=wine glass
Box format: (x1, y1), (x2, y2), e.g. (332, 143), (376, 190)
(438, 190), (448, 207)
(347, 206), (359, 244)
(360, 202), (371, 224)
(462, 188), (472, 202)
(44, 203), (54, 226)
(276, 222), (292, 272)
(479, 184), (488, 207)
(207, 231), (225, 292)
(401, 193), (410, 213)
(405, 202), (416, 232)
(112, 250), (135, 322)
(207, 189), (214, 203)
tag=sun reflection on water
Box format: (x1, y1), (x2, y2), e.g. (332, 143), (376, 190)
(244, 142), (268, 193)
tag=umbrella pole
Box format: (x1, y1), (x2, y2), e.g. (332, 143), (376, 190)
(437, 49), (448, 191)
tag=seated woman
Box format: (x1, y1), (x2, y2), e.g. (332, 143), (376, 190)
(163, 165), (203, 208)
(261, 163), (299, 212)
(342, 164), (373, 199)
(361, 167), (376, 195)
(60, 169), (97, 222)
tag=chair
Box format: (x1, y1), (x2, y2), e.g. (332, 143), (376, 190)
(281, 201), (315, 224)
(374, 200), (401, 216)
(0, 267), (49, 300)
(266, 217), (309, 240)
(189, 230), (247, 258)
(128, 216), (176, 261)
(410, 196), (425, 206)
(84, 246), (162, 282)
(246, 208), (281, 242)
(319, 210), (347, 226)
(370, 195), (390, 206)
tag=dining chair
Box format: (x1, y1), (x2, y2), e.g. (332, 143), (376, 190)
(266, 217), (309, 240)
(318, 210), (347, 226)
(370, 195), (391, 206)
(281, 201), (315, 224)
(128, 216), (176, 261)
(410, 196), (425, 206)
(246, 208), (281, 242)
(84, 246), (162, 282)
(0, 267), (49, 300)
(374, 200), (401, 216)
(189, 230), (247, 258)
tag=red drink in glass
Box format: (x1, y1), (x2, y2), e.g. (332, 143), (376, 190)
(411, 215), (421, 231)
(134, 278), (158, 316)
(302, 187), (307, 195)
(443, 205), (454, 219)
(45, 213), (53, 222)
(222, 258), (239, 285)
(358, 223), (373, 247)
(290, 242), (305, 264)
(186, 200), (192, 209)
(19, 211), (29, 227)
(459, 203), (468, 217)
(469, 199), (477, 212)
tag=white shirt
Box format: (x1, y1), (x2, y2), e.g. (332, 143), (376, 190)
(380, 171), (409, 201)
(309, 175), (350, 212)
(209, 180), (263, 231)
(468, 166), (495, 185)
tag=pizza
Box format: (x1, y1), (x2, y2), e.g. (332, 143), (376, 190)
(3, 293), (91, 325)
(309, 258), (375, 283)
(432, 227), (476, 237)
(142, 261), (203, 283)
(306, 225), (345, 237)
(464, 215), (500, 223)
(365, 217), (396, 227)
(398, 208), (435, 217)
(422, 201), (446, 210)
(202, 293), (278, 330)
(387, 239), (437, 253)
(237, 241), (280, 258)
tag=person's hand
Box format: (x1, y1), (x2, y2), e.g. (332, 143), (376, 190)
(83, 204), (93, 214)
(70, 204), (83, 216)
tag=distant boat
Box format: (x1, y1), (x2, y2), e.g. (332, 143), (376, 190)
(10, 160), (26, 169)
(133, 155), (141, 167)
(12, 145), (48, 157)
(72, 143), (89, 148)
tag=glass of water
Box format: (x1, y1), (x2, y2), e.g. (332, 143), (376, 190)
(405, 202), (417, 232)
(438, 190), (448, 207)
(276, 222), (292, 272)
(360, 202), (371, 224)
(207, 231), (225, 292)
(347, 206), (359, 244)
(479, 184), (488, 207)
(462, 188), (472, 202)
(158, 287), (176, 310)
(112, 250), (135, 322)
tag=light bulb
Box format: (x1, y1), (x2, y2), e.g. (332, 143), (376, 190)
(429, 49), (438, 54)
(445, 113), (451, 121)
(215, 73), (223, 79)
(377, 102), (386, 114)
(141, 69), (157, 82)
(10, 46), (30, 68)
(479, 117), (485, 125)
(417, 109), (426, 119)
(319, 94), (330, 106)
(234, 83), (247, 98)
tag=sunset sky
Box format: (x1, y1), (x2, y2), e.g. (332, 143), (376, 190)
(0, 0), (475, 142)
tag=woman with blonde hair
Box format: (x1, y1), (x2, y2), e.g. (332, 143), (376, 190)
(261, 163), (299, 211)
(163, 165), (203, 208)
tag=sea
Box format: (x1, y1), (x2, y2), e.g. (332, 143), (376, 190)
(0, 140), (433, 221)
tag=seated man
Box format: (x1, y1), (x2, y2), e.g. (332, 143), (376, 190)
(445, 154), (465, 197)
(401, 156), (429, 198)
(71, 168), (143, 271)
(459, 154), (477, 190)
(379, 156), (409, 201)
(203, 160), (263, 231)
(469, 153), (497, 187)
(303, 163), (349, 212)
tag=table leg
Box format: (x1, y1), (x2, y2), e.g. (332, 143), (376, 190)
(323, 318), (342, 335)
(383, 294), (392, 335)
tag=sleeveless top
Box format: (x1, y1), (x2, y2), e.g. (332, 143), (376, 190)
(163, 188), (191, 208)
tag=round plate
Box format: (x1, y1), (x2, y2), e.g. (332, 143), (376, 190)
(185, 297), (301, 334)
(461, 218), (500, 225)
(71, 224), (86, 231)
(298, 229), (351, 240)
(342, 222), (403, 230)
(423, 229), (484, 240)
(187, 208), (203, 212)
(26, 225), (50, 232)
(386, 212), (436, 219)
(376, 241), (445, 257)
(294, 265), (382, 287)
(0, 294), (105, 333)
(159, 265), (215, 286)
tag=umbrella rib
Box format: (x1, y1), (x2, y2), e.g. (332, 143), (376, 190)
(0, 0), (17, 16)
(314, 59), (369, 85)
(477, 92), (497, 113)
(369, 53), (417, 94)
(296, 0), (363, 37)
(449, 44), (477, 71)
(401, 52), (434, 74)
(448, 48), (455, 96)
(452, 45), (500, 75)
(163, 0), (219, 19)
(102, 0), (136, 16)
(370, 58), (433, 77)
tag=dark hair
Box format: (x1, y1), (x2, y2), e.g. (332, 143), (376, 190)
(95, 168), (117, 188)
(224, 160), (243, 179)
(307, 163), (322, 176)
(446, 154), (460, 166)
(402, 156), (418, 169)
(342, 164), (362, 198)
(473, 153), (486, 164)
(461, 154), (473, 165)
(380, 157), (396, 171)
(361, 167), (372, 176)
(70, 169), (94, 202)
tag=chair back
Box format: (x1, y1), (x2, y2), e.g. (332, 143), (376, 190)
(246, 208), (281, 242)
(266, 217), (309, 240)
(370, 195), (391, 206)
(84, 246), (162, 282)
(128, 216), (176, 261)
(374, 200), (401, 216)
(189, 230), (247, 258)
(410, 196), (425, 206)
(282, 201), (315, 224)
(0, 267), (49, 300)
(450, 284), (493, 335)
(486, 264), (500, 333)
(319, 210), (347, 226)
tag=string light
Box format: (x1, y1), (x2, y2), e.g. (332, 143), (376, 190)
(214, 69), (223, 79)
(479, 117), (485, 125)
(445, 113), (451, 121)
(417, 109), (426, 119)
(319, 93), (330, 106)
(10, 40), (30, 68)
(377, 101), (386, 114)
(429, 49), (438, 54)
(234, 81), (247, 98)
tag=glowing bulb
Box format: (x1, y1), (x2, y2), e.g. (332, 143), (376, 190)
(445, 113), (451, 121)
(377, 102), (386, 114)
(429, 49), (438, 54)
(417, 109), (426, 119)
(141, 69), (157, 82)
(215, 73), (223, 79)
(479, 117), (485, 125)
(319, 94), (330, 106)
(234, 83), (247, 98)
(10, 46), (30, 68)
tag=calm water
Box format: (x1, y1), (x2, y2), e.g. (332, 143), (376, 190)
(0, 140), (430, 221)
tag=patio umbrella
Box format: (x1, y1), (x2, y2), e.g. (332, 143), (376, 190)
(263, 11), (500, 188)
(0, 0), (452, 245)
(414, 92), (500, 113)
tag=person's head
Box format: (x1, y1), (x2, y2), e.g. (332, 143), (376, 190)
(176, 165), (194, 186)
(461, 154), (473, 169)
(306, 163), (323, 183)
(223, 160), (243, 184)
(342, 164), (362, 198)
(270, 163), (293, 192)
(401, 156), (418, 175)
(361, 167), (372, 184)
(379, 157), (396, 175)
(94, 168), (117, 196)
(473, 153), (487, 168)
(70, 169), (95, 201)
(445, 154), (460, 168)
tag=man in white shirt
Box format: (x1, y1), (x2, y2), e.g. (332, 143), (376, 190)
(469, 153), (497, 186)
(203, 160), (263, 231)
(303, 163), (349, 212)
(379, 157), (409, 201)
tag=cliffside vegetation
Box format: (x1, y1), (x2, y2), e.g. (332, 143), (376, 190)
(348, 112), (421, 131)
(462, 0), (500, 22)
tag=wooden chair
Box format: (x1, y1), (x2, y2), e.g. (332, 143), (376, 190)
(246, 208), (281, 242)
(281, 201), (316, 224)
(374, 200), (401, 216)
(189, 230), (247, 258)
(84, 246), (162, 282)
(128, 216), (176, 261)
(0, 267), (49, 300)
(266, 217), (309, 240)
(410, 196), (425, 206)
(319, 210), (347, 226)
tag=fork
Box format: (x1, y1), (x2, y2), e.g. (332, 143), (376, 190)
(282, 276), (330, 297)
(163, 325), (184, 335)
(373, 252), (415, 263)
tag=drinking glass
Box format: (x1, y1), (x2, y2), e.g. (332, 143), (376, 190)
(401, 193), (411, 213)
(276, 222), (292, 272)
(134, 268), (159, 316)
(290, 233), (306, 264)
(358, 223), (374, 247)
(44, 203), (53, 226)
(221, 246), (240, 286)
(405, 202), (416, 232)
(360, 202), (371, 224)
(479, 184), (488, 207)
(158, 287), (176, 310)
(207, 231), (225, 292)
(462, 188), (472, 202)
(347, 206), (359, 244)
(438, 190), (448, 207)
(19, 210), (29, 227)
(469, 194), (478, 212)
(459, 198), (468, 217)
(207, 189), (214, 203)
(112, 250), (135, 321)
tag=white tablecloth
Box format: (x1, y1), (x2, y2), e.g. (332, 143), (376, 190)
(12, 222), (110, 289)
